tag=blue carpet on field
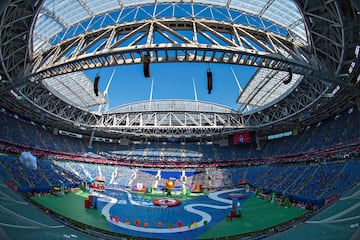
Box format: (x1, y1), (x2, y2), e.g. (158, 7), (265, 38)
(96, 189), (251, 239)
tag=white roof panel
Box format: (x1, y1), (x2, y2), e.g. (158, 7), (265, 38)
(229, 0), (266, 15)
(237, 68), (301, 108)
(85, 0), (122, 15)
(263, 0), (302, 28)
(42, 72), (107, 109)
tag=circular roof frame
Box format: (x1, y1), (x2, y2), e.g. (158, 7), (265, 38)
(0, 0), (358, 139)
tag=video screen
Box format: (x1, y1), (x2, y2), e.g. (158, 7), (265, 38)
(232, 132), (251, 144)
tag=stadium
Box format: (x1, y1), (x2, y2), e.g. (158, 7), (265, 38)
(0, 0), (359, 239)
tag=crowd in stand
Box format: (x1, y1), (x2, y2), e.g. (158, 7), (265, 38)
(0, 154), (81, 193)
(1, 153), (359, 206)
(1, 107), (359, 165)
(0, 107), (359, 203)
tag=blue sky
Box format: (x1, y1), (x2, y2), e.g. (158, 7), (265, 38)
(85, 63), (257, 110)
(37, 1), (299, 112)
(43, 3), (289, 112)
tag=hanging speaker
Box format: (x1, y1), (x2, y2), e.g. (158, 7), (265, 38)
(283, 67), (292, 85)
(143, 54), (150, 78)
(207, 70), (213, 94)
(94, 75), (100, 96)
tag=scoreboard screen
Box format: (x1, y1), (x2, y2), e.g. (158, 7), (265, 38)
(232, 132), (251, 144)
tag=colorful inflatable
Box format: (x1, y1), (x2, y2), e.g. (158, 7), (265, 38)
(165, 180), (175, 189)
(153, 198), (181, 207)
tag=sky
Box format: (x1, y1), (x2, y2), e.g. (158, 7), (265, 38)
(33, 1), (305, 113)
(85, 63), (257, 111)
(35, 1), (292, 112)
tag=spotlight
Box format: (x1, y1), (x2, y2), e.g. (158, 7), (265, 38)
(283, 67), (292, 85)
(94, 75), (100, 96)
(143, 54), (150, 78)
(207, 70), (213, 94)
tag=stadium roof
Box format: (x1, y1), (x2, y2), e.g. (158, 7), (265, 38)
(42, 71), (107, 109)
(34, 0), (306, 54)
(237, 68), (302, 109)
(1, 0), (358, 138)
(33, 0), (307, 112)
(109, 99), (236, 113)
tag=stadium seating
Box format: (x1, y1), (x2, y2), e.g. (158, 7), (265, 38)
(0, 155), (81, 193)
(0, 107), (359, 203)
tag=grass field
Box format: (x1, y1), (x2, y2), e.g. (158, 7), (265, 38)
(32, 191), (111, 231)
(32, 190), (308, 239)
(198, 195), (308, 239)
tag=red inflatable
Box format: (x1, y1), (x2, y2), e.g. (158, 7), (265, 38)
(153, 198), (181, 207)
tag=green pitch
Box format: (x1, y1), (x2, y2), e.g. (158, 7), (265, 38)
(32, 190), (308, 239)
(32, 191), (111, 231)
(198, 195), (308, 239)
